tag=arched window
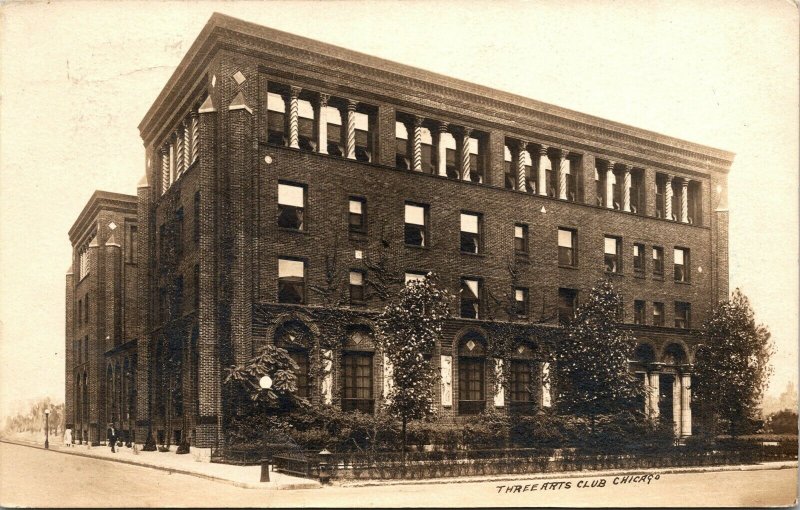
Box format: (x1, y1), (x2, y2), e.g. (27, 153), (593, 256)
(342, 326), (375, 414)
(510, 341), (539, 413)
(458, 332), (486, 415)
(663, 343), (687, 366)
(275, 321), (312, 398)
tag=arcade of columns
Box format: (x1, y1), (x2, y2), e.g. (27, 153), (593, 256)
(643, 364), (693, 437)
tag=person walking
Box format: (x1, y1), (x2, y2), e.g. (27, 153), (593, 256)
(106, 423), (117, 453)
(63, 427), (73, 447)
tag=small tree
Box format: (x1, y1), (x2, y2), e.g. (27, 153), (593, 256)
(693, 289), (773, 439)
(224, 344), (302, 405)
(553, 280), (641, 434)
(376, 273), (452, 455)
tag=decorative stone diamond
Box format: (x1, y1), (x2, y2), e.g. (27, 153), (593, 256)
(211, 75), (217, 87)
(466, 340), (476, 351)
(517, 345), (525, 354)
(352, 332), (363, 345)
(108, 222), (117, 230)
(232, 71), (246, 85)
(354, 250), (363, 259)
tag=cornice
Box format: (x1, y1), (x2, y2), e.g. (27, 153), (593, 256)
(139, 13), (735, 175)
(68, 191), (138, 244)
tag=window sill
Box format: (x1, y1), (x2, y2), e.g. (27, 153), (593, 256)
(348, 231), (368, 242)
(405, 243), (429, 250)
(559, 264), (579, 270)
(278, 227), (309, 236)
(460, 251), (486, 258)
(674, 280), (692, 285)
(652, 275), (664, 281)
(633, 272), (645, 279)
(605, 271), (624, 277)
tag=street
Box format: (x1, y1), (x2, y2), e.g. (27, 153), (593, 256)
(0, 442), (796, 507)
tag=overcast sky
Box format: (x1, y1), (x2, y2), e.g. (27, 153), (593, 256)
(0, 0), (797, 418)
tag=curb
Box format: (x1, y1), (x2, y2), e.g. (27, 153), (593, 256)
(336, 460), (798, 488)
(0, 439), (320, 491)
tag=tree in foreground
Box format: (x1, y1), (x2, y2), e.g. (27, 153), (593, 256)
(552, 280), (641, 434)
(693, 289), (773, 439)
(376, 273), (452, 455)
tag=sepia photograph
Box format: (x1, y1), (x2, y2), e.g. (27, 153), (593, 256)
(0, 0), (797, 507)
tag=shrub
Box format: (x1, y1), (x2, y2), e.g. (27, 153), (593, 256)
(509, 411), (569, 448)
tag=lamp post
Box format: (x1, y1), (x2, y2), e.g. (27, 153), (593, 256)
(44, 409), (50, 449)
(259, 375), (272, 483)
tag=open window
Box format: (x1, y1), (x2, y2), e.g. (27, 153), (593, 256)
(460, 278), (482, 319)
(558, 288), (578, 324)
(460, 212), (482, 254)
(404, 202), (428, 247)
(674, 247), (690, 283)
(278, 182), (305, 230)
(558, 228), (577, 267)
(633, 243), (645, 275)
(267, 90), (287, 146)
(278, 258), (305, 304)
(604, 236), (621, 273)
(348, 197), (366, 233)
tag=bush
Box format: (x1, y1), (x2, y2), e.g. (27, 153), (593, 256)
(509, 411), (570, 448)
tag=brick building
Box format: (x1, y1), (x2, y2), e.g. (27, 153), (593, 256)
(65, 191), (140, 445)
(68, 14), (733, 450)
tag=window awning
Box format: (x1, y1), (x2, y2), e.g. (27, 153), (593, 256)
(462, 279), (479, 299)
(674, 249), (684, 265)
(605, 237), (618, 254)
(278, 258), (304, 278)
(349, 200), (362, 214)
(558, 229), (573, 248)
(349, 271), (363, 285)
(461, 214), (479, 234)
(514, 225), (524, 239)
(278, 184), (304, 207)
(405, 204), (425, 225)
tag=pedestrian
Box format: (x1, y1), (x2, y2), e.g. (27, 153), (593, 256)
(107, 423), (117, 453)
(64, 427), (73, 447)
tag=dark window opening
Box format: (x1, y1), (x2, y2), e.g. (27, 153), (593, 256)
(460, 213), (481, 254)
(604, 236), (621, 273)
(653, 247), (664, 277)
(558, 228), (576, 267)
(278, 258), (305, 304)
(349, 270), (365, 303)
(653, 302), (665, 327)
(460, 278), (481, 319)
(675, 302), (691, 329)
(348, 197), (366, 233)
(558, 288), (578, 324)
(633, 243), (645, 275)
(404, 203), (428, 247)
(514, 224), (528, 255)
(278, 182), (305, 230)
(634, 300), (645, 325)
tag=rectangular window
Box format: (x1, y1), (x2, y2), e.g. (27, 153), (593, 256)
(342, 352), (374, 414)
(630, 169), (643, 214)
(193, 264), (200, 310)
(404, 272), (427, 284)
(514, 288), (529, 318)
(604, 236), (621, 273)
(278, 258), (305, 304)
(653, 302), (664, 327)
(159, 224), (167, 261)
(655, 173), (667, 219)
(458, 358), (485, 409)
(175, 208), (184, 259)
(633, 243), (644, 275)
(404, 203), (428, 247)
(297, 98), (315, 152)
(504, 145), (514, 189)
(460, 278), (481, 319)
(267, 91), (287, 146)
(674, 248), (690, 283)
(354, 111), (373, 163)
(595, 168), (606, 207)
(460, 212), (481, 254)
(84, 336), (88, 363)
(558, 288), (578, 324)
(558, 228), (576, 267)
(653, 247), (664, 277)
(127, 225), (138, 264)
(348, 197), (366, 233)
(78, 300), (83, 327)
(514, 224), (528, 255)
(395, 120), (410, 170)
(193, 191), (200, 244)
(675, 302), (691, 329)
(634, 300), (645, 325)
(688, 181), (703, 226)
(278, 182), (305, 230)
(84, 295), (89, 323)
(510, 361), (532, 402)
(349, 270), (365, 303)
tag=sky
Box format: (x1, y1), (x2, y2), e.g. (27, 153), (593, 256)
(0, 0), (797, 418)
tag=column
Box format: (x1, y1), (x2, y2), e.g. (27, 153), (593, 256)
(643, 373), (651, 417)
(672, 375), (682, 436)
(516, 140), (528, 192)
(537, 145), (549, 196)
(317, 93), (330, 155)
(345, 99), (358, 160)
(541, 362), (551, 407)
(183, 118), (192, 170)
(436, 121), (449, 176)
(648, 364), (661, 420)
(411, 116), (423, 172)
(665, 175), (674, 220)
(460, 127), (473, 180)
(190, 111), (199, 165)
(680, 369), (692, 436)
(177, 126), (186, 177)
(440, 355), (453, 407)
(288, 86), (301, 149)
(169, 139), (176, 184)
(557, 148), (570, 200)
(605, 161), (615, 209)
(322, 349), (333, 405)
(622, 164), (632, 212)
(493, 359), (505, 407)
(160, 146), (170, 194)
(680, 178), (689, 223)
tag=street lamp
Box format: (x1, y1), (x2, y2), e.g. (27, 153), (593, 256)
(259, 375), (273, 483)
(44, 409), (50, 449)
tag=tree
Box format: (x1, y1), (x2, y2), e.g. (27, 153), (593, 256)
(376, 273), (452, 455)
(224, 344), (302, 406)
(552, 280), (641, 434)
(693, 289), (773, 439)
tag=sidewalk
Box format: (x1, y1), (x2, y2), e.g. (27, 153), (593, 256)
(336, 459), (798, 488)
(1, 435), (320, 490)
